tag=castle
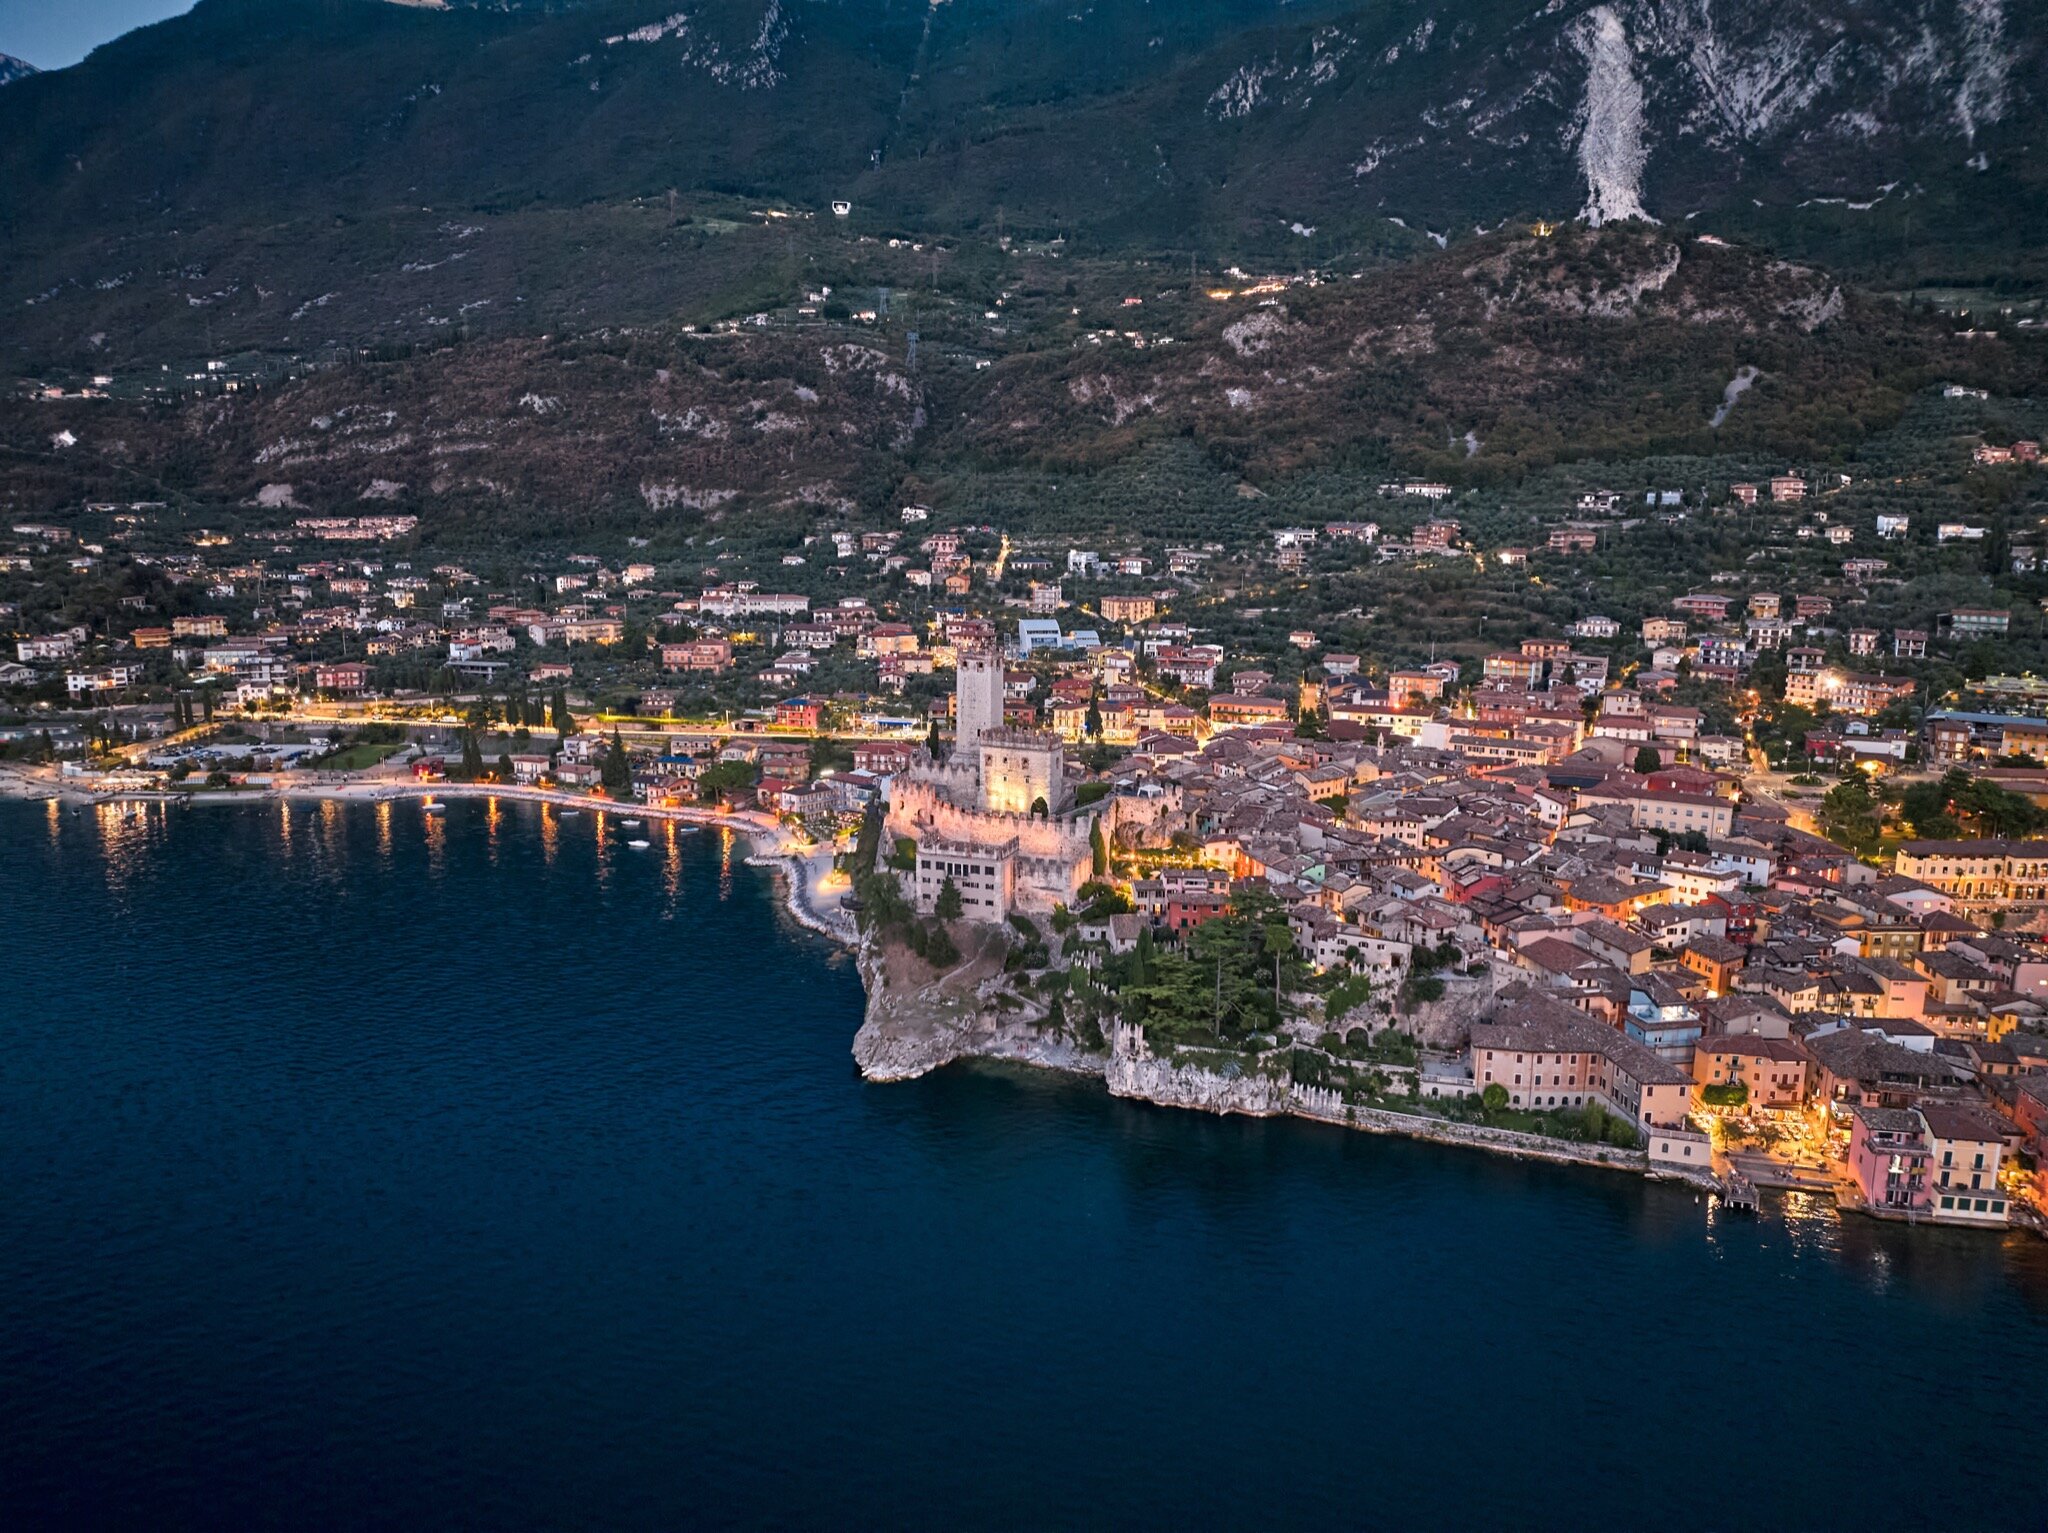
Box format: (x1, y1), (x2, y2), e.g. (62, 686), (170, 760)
(886, 645), (1097, 921)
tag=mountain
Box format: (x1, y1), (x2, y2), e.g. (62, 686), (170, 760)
(0, 0), (2041, 365)
(5, 224), (2035, 540)
(0, 53), (39, 86)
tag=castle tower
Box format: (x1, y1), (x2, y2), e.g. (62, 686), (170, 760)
(955, 646), (1004, 754)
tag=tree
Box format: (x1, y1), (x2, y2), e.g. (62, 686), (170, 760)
(601, 729), (632, 795)
(1632, 745), (1661, 775)
(1089, 819), (1107, 876)
(927, 719), (943, 760)
(497, 753), (515, 782)
(1481, 1083), (1509, 1114)
(935, 876), (964, 921)
(550, 688), (573, 736)
(696, 759), (757, 805)
(1030, 795), (1049, 818)
(1818, 777), (1884, 856)
(1084, 696), (1102, 739)
(458, 729), (485, 781)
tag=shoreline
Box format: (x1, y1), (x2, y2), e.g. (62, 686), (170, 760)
(0, 765), (861, 948)
(11, 767), (2030, 1230)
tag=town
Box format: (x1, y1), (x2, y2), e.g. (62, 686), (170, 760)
(6, 439), (2048, 1235)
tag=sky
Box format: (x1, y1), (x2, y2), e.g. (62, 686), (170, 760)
(0, 0), (194, 69)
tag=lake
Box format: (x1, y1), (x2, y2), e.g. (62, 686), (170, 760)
(4, 797), (2045, 1529)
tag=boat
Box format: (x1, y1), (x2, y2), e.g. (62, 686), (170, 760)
(627, 838), (651, 849)
(561, 809), (582, 818)
(423, 803), (446, 815)
(620, 818), (642, 829)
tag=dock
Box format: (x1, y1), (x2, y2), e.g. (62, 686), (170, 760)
(1720, 1170), (1759, 1212)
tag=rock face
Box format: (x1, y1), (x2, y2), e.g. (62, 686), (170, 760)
(848, 936), (1096, 1083)
(850, 961), (1654, 1178)
(0, 55), (35, 89)
(1103, 1050), (1293, 1117)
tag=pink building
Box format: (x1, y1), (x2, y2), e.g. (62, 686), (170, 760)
(1847, 1106), (1931, 1213)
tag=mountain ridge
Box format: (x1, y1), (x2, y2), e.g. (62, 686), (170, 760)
(0, 0), (2040, 328)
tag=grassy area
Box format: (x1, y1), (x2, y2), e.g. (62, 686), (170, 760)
(318, 742), (404, 772)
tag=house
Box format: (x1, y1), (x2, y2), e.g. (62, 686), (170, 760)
(774, 697), (823, 731)
(853, 740), (925, 777)
(1469, 988), (1691, 1130)
(64, 664), (142, 697)
(1918, 1102), (2011, 1225)
(1100, 594), (1157, 625)
(17, 632), (82, 663)
(1209, 694), (1290, 732)
(314, 661), (370, 696)
(1674, 593), (1734, 622)
(1691, 1034), (1810, 1111)
(1769, 475), (1807, 502)
(1846, 1106), (1931, 1213)
(662, 639), (733, 673)
(1944, 608), (2010, 640)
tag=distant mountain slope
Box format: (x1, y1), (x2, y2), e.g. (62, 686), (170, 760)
(4, 226), (2036, 537)
(0, 53), (39, 86)
(0, 0), (2040, 350)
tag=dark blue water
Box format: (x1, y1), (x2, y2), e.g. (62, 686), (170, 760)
(5, 798), (2046, 1530)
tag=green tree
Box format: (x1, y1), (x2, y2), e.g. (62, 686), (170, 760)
(1818, 778), (1884, 856)
(1089, 819), (1108, 876)
(458, 729), (485, 781)
(601, 729), (632, 795)
(1632, 745), (1661, 775)
(1481, 1083), (1509, 1114)
(935, 876), (964, 921)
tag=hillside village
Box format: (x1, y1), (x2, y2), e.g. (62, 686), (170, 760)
(7, 437), (2048, 1233)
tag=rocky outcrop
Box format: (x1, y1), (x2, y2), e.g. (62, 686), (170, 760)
(1104, 1050), (1293, 1117)
(850, 957), (1652, 1181)
(849, 935), (1100, 1083)
(1401, 967), (1502, 1051)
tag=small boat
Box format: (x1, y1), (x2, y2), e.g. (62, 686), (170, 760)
(424, 803), (446, 816)
(620, 818), (643, 829)
(561, 809), (582, 818)
(627, 838), (651, 849)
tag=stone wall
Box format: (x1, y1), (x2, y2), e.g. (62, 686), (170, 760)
(885, 769), (1095, 914)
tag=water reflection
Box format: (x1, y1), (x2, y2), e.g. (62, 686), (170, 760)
(423, 801), (446, 871)
(661, 821), (682, 912)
